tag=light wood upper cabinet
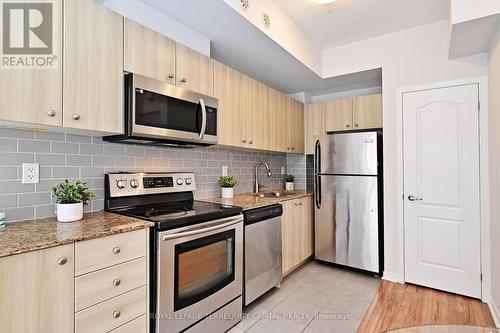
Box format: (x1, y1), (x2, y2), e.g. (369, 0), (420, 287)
(269, 88), (288, 152)
(0, 244), (74, 333)
(282, 197), (314, 276)
(0, 0), (63, 126)
(242, 75), (270, 150)
(63, 0), (123, 134)
(305, 102), (325, 154)
(176, 44), (214, 96)
(214, 61), (243, 147)
(325, 98), (353, 132)
(124, 19), (176, 84)
(353, 93), (383, 129)
(287, 98), (305, 154)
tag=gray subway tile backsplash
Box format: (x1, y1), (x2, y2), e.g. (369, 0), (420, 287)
(0, 128), (307, 222)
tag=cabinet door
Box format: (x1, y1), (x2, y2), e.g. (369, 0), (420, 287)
(353, 93), (383, 129)
(269, 89), (288, 152)
(288, 99), (304, 154)
(325, 98), (353, 132)
(0, 0), (62, 126)
(300, 197), (314, 261)
(63, 0), (123, 134)
(124, 19), (176, 84)
(214, 61), (244, 147)
(305, 103), (325, 155)
(282, 199), (303, 275)
(242, 76), (270, 150)
(0, 244), (74, 333)
(176, 44), (214, 96)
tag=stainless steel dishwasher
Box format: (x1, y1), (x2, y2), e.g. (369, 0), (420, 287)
(244, 204), (283, 306)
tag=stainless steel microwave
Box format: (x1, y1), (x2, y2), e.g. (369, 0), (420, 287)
(104, 73), (218, 147)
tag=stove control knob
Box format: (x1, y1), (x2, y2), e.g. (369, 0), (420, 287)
(176, 178), (184, 185)
(185, 178), (192, 185)
(130, 179), (139, 188)
(116, 180), (126, 189)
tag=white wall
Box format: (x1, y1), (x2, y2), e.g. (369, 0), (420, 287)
(322, 20), (488, 281)
(102, 0), (211, 56)
(488, 27), (500, 325)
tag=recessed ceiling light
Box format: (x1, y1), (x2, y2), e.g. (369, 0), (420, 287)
(312, 0), (336, 4)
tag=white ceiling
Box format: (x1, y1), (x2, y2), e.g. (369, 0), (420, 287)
(274, 0), (449, 48)
(137, 0), (446, 96)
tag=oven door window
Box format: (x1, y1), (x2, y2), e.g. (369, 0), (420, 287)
(135, 89), (202, 134)
(174, 229), (235, 311)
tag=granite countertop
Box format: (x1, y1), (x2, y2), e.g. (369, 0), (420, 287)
(202, 189), (313, 211)
(0, 211), (153, 258)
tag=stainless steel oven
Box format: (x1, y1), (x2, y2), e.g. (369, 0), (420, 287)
(104, 73), (218, 147)
(156, 215), (243, 333)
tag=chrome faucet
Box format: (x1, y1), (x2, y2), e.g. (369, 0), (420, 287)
(255, 161), (272, 193)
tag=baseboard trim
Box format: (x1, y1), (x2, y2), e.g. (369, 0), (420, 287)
(489, 298), (500, 327)
(382, 271), (403, 283)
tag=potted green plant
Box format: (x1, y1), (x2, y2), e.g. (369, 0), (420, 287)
(284, 174), (295, 191)
(218, 176), (237, 198)
(52, 180), (95, 222)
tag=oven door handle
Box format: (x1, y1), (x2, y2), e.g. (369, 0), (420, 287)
(198, 98), (207, 140)
(162, 216), (242, 241)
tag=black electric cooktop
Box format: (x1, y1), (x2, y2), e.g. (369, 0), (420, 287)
(112, 199), (242, 231)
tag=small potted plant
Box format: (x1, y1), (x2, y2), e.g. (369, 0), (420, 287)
(284, 174), (295, 191)
(218, 176), (237, 199)
(52, 180), (95, 223)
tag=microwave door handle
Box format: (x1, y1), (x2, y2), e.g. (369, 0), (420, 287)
(198, 98), (207, 139)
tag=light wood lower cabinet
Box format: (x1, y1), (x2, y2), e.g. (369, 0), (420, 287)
(282, 197), (314, 276)
(0, 244), (75, 333)
(63, 0), (124, 134)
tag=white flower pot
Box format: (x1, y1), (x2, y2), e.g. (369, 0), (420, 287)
(221, 187), (234, 199)
(56, 202), (83, 223)
(285, 182), (294, 191)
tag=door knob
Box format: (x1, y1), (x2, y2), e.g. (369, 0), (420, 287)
(408, 195), (423, 201)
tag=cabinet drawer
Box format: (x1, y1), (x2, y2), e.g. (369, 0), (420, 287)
(109, 315), (147, 333)
(75, 257), (147, 311)
(75, 286), (147, 333)
(76, 229), (146, 276)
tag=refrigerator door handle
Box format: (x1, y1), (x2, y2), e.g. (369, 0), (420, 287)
(314, 139), (321, 175)
(317, 176), (322, 208)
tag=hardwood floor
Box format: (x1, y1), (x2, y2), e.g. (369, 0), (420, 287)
(358, 281), (496, 332)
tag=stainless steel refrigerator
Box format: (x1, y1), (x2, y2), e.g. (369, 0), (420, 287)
(314, 131), (383, 275)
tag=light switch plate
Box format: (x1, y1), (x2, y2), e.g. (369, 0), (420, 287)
(22, 163), (39, 184)
(281, 166), (285, 174)
(222, 166), (228, 177)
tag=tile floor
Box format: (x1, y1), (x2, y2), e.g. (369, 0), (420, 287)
(230, 261), (381, 333)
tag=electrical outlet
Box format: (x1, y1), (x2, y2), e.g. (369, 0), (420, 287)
(22, 163), (39, 184)
(222, 166), (228, 177)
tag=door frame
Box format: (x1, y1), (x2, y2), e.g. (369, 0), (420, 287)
(395, 77), (490, 302)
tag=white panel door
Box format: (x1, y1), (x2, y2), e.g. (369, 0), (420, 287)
(403, 84), (481, 298)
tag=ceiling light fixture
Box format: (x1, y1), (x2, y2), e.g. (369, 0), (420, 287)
(312, 0), (336, 4)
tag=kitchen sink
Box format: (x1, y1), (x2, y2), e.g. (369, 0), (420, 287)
(254, 191), (296, 198)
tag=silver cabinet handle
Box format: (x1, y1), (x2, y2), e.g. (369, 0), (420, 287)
(299, 202), (303, 206)
(249, 140), (253, 144)
(57, 257), (67, 265)
(287, 147), (291, 150)
(179, 78), (187, 83)
(242, 139), (247, 143)
(294, 202), (299, 206)
(346, 124), (350, 128)
(113, 278), (121, 287)
(112, 247), (121, 254)
(47, 110), (56, 117)
(354, 123), (359, 127)
(408, 195), (423, 201)
(168, 73), (174, 79)
(291, 147), (295, 150)
(72, 113), (80, 120)
(113, 311), (121, 319)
